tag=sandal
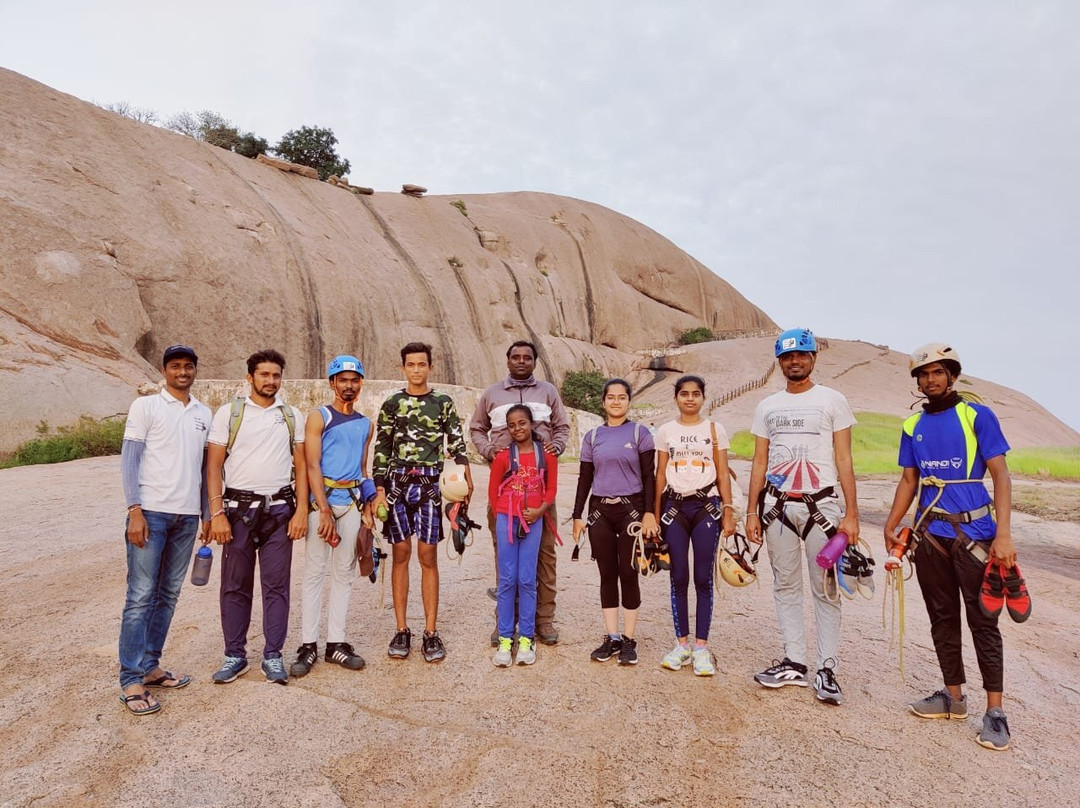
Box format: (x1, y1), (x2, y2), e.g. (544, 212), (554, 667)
(119, 690), (160, 716)
(144, 670), (191, 689)
(979, 562), (1005, 619)
(1002, 563), (1032, 623)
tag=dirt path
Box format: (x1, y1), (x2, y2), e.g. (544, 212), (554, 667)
(0, 457), (1077, 807)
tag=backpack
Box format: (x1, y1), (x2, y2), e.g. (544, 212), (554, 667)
(225, 397), (296, 456)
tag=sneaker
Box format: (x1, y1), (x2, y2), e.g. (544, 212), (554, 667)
(754, 658), (809, 688)
(289, 643), (318, 678)
(493, 636), (513, 667)
(618, 636), (638, 666)
(814, 660), (842, 705)
(388, 628), (411, 659)
(212, 656), (249, 684)
(661, 644), (692, 670)
(422, 630), (446, 663)
(487, 586), (498, 601)
(910, 689), (968, 720)
(692, 647), (716, 677)
(837, 554), (859, 600)
(326, 642), (366, 670)
(976, 707), (1011, 751)
(590, 635), (622, 662)
(1003, 564), (1032, 623)
(261, 655), (288, 685)
(516, 636), (536, 666)
(536, 623), (559, 645)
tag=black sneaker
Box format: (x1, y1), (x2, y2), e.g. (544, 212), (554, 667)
(422, 630), (446, 663)
(618, 636), (638, 666)
(590, 635), (622, 662)
(289, 643), (318, 678)
(388, 628), (411, 659)
(814, 659), (843, 705)
(754, 657), (810, 688)
(326, 642), (366, 670)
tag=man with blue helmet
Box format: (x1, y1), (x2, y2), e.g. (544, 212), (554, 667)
(290, 354), (376, 677)
(746, 328), (860, 705)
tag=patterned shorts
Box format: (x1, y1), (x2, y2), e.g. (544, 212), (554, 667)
(384, 469), (443, 545)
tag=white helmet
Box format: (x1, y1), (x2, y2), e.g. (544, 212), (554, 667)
(909, 343), (962, 377)
(439, 466), (470, 502)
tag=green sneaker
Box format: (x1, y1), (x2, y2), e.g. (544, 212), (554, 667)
(661, 644), (692, 670)
(493, 637), (513, 667)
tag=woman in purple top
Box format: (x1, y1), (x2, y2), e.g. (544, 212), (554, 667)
(572, 379), (659, 665)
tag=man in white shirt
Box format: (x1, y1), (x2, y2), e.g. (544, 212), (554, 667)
(205, 349), (308, 685)
(118, 344), (211, 715)
(746, 328), (860, 706)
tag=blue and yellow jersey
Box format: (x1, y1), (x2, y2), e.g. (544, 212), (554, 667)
(898, 401), (1010, 541)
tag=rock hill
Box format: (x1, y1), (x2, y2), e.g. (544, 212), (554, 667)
(1, 67), (1076, 452)
(0, 68), (773, 451)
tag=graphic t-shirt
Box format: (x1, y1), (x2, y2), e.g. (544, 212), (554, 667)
(655, 419), (730, 495)
(898, 401), (1009, 541)
(373, 389), (468, 486)
(750, 385), (856, 494)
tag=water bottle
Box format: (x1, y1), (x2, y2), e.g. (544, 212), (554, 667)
(190, 545), (213, 586)
(815, 531), (849, 569)
(884, 527), (911, 571)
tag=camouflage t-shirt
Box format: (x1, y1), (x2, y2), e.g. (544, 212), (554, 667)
(373, 389), (468, 487)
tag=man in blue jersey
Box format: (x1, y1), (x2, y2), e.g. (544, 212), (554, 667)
(290, 355), (375, 677)
(883, 343), (1017, 751)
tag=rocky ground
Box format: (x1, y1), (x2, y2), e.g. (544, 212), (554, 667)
(1, 457), (1077, 808)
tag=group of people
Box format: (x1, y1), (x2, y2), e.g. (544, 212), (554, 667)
(117, 331), (1020, 751)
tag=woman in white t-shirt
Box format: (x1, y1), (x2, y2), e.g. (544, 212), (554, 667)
(653, 375), (736, 676)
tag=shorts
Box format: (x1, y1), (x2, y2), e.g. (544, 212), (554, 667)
(384, 468), (442, 545)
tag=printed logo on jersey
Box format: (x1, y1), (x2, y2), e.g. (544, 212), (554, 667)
(919, 457), (964, 471)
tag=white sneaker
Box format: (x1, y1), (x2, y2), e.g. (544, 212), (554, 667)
(661, 644), (692, 670)
(493, 637), (512, 667)
(516, 637), (536, 666)
(692, 647), (716, 677)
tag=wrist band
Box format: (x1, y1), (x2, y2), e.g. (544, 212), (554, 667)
(211, 509), (226, 519)
(722, 503), (734, 511)
(127, 504), (141, 512)
(210, 495), (223, 502)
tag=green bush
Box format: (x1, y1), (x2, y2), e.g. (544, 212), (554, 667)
(678, 327), (716, 345)
(1, 416), (125, 468)
(561, 370), (606, 416)
(450, 199), (468, 216)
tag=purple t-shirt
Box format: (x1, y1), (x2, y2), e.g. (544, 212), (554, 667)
(580, 421), (654, 497)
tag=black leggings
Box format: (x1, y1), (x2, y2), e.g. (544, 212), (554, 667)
(914, 533), (1003, 692)
(589, 497), (643, 610)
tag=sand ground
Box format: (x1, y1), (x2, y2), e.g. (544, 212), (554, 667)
(1, 457), (1077, 808)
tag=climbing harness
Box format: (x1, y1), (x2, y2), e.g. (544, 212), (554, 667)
(444, 501), (481, 562)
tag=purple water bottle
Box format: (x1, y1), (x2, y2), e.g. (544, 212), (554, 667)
(190, 545), (213, 586)
(816, 531), (849, 569)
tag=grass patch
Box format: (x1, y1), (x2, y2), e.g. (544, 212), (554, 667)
(1008, 447), (1080, 481)
(0, 416), (125, 468)
(1012, 483), (1080, 521)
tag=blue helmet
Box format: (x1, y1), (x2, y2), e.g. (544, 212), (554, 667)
(327, 355), (365, 378)
(774, 328), (817, 357)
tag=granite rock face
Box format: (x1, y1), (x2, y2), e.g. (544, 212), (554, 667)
(0, 68), (773, 450)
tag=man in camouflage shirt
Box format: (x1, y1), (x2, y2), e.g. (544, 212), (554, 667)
(372, 342), (472, 663)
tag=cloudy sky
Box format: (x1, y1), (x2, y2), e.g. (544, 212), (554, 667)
(2, 1), (1076, 430)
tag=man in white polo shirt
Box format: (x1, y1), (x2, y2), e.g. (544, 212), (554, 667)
(118, 344), (211, 716)
(205, 349), (308, 685)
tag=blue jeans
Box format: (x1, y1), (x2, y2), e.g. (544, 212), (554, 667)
(495, 514), (542, 639)
(118, 511), (200, 688)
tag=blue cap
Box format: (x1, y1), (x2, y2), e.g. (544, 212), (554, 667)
(327, 355), (364, 378)
(774, 328), (817, 357)
(162, 344), (198, 366)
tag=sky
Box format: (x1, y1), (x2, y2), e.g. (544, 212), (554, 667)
(2, 1), (1076, 431)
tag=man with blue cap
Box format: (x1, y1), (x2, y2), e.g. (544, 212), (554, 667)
(291, 354), (376, 677)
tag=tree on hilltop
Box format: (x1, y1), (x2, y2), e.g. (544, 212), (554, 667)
(165, 110), (267, 158)
(272, 126), (351, 180)
(99, 101), (159, 125)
